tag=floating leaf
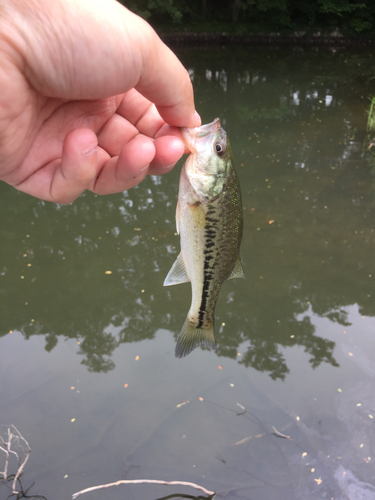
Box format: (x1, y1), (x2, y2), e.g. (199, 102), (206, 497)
(176, 400), (190, 408)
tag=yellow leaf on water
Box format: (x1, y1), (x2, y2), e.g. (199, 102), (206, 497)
(176, 400), (190, 408)
(235, 436), (253, 445)
(105, 270), (112, 274)
(135, 355), (139, 361)
(71, 418), (76, 423)
(314, 478), (322, 485)
(199, 397), (203, 401)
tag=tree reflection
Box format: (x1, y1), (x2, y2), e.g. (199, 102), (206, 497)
(0, 46), (374, 379)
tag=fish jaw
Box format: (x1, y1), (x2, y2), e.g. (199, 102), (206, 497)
(181, 118), (221, 154)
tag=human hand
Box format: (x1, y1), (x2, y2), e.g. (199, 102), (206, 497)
(0, 0), (200, 203)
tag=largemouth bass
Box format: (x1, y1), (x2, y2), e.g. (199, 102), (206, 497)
(164, 118), (244, 358)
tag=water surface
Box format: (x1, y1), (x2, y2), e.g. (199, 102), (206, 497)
(1, 45), (375, 500)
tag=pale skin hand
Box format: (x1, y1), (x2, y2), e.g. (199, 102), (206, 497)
(0, 0), (200, 203)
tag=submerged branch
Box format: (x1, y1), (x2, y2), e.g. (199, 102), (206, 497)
(0, 425), (31, 494)
(72, 479), (215, 499)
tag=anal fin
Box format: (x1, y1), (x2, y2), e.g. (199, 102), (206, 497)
(163, 252), (190, 286)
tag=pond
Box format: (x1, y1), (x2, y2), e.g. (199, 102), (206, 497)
(1, 44), (375, 500)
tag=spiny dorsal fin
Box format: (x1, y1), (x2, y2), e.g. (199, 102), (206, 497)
(228, 256), (246, 280)
(163, 253), (190, 286)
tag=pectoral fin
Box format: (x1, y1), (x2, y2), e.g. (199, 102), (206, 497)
(163, 252), (190, 286)
(228, 256), (246, 280)
(189, 201), (206, 229)
(176, 200), (181, 235)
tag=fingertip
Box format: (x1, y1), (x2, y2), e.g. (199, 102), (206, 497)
(192, 110), (202, 127)
(157, 107), (201, 129)
(66, 128), (98, 158)
(148, 135), (185, 175)
(115, 135), (155, 185)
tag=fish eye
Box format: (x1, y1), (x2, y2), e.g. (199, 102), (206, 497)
(215, 141), (226, 157)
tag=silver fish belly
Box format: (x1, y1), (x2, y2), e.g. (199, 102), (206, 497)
(164, 118), (244, 358)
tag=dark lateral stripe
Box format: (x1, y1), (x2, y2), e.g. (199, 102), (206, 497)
(197, 208), (218, 329)
(197, 278), (210, 328)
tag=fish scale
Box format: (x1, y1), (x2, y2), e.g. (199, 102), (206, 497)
(164, 118), (244, 358)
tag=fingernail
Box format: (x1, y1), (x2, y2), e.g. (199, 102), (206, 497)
(193, 110), (201, 127)
(164, 163), (176, 171)
(82, 139), (98, 156)
(140, 164), (150, 172)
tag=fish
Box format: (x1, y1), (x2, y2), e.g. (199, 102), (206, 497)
(164, 118), (244, 358)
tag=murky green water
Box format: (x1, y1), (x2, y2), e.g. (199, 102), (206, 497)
(1, 46), (375, 500)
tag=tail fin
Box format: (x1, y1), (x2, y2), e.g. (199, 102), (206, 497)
(175, 318), (216, 358)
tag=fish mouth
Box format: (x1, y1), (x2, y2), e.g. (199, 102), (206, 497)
(181, 118), (221, 153)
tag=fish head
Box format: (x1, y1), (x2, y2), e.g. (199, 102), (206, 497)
(181, 118), (233, 200)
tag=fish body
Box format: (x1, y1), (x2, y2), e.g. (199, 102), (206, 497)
(164, 118), (244, 358)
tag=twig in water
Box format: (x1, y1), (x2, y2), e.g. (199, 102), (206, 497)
(215, 453), (226, 464)
(236, 403), (248, 416)
(0, 425), (31, 494)
(72, 479), (215, 499)
(234, 433), (264, 445)
(271, 425), (291, 439)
